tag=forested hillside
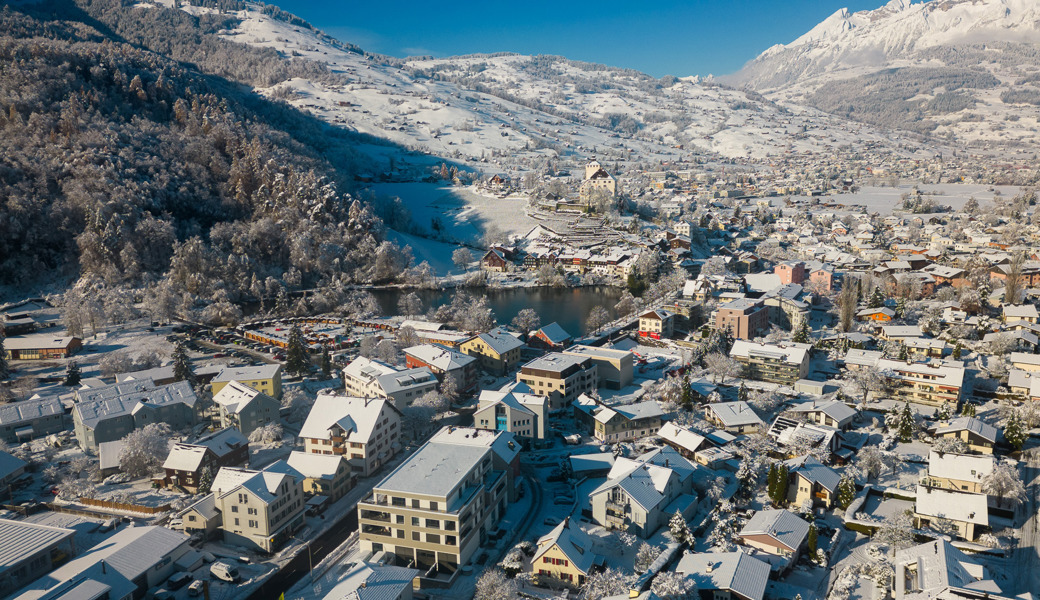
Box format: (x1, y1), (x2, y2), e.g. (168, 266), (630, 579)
(0, 1), (417, 314)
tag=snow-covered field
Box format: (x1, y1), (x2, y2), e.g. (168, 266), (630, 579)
(776, 183), (1025, 215)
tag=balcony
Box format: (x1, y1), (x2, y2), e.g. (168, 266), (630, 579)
(361, 524), (392, 537)
(359, 510), (391, 523)
(605, 513), (626, 527)
(605, 500), (627, 514)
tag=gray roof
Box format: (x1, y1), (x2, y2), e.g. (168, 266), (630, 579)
(0, 396), (63, 427)
(534, 519), (597, 574)
(325, 562), (421, 600)
(0, 519), (75, 572)
(212, 364), (281, 383)
(402, 344), (476, 371)
(785, 455), (841, 492)
(675, 551), (770, 600)
(739, 509), (809, 552)
(534, 322), (572, 344)
(375, 440), (489, 501)
(74, 380), (197, 430)
(935, 417), (998, 443)
(707, 402), (766, 428)
(789, 400), (857, 424)
(375, 368), (437, 395)
(521, 353), (590, 374)
(474, 330), (524, 355)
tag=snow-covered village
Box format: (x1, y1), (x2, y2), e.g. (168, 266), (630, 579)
(2, 1), (1040, 600)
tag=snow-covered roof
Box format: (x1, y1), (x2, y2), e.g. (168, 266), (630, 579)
(212, 380), (274, 415)
(212, 364), (281, 383)
(0, 518), (75, 572)
(532, 322), (572, 344)
(428, 426), (520, 466)
(881, 325), (924, 338)
(343, 356), (399, 384)
(323, 561), (420, 600)
(844, 349), (882, 368)
(3, 335), (77, 350)
(162, 428), (248, 472)
(927, 451), (996, 483)
(788, 400), (857, 425)
(285, 451), (345, 481)
(934, 417), (997, 443)
(706, 402), (766, 428)
(877, 359), (965, 390)
(178, 493), (219, 521)
(299, 394), (399, 443)
(473, 329), (524, 355)
(658, 422), (708, 454)
(785, 455), (840, 492)
(675, 550), (770, 600)
(534, 518), (598, 575)
(1003, 304), (1039, 319)
(590, 462), (674, 512)
(376, 368), (437, 396)
(402, 344), (476, 371)
(74, 380), (197, 430)
(0, 396), (62, 427)
(212, 465), (297, 505)
(915, 486), (988, 526)
(739, 509), (810, 552)
(730, 340), (808, 366)
(375, 440), (487, 500)
(894, 540), (995, 600)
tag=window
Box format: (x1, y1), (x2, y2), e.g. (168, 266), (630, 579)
(412, 517), (420, 526)
(248, 508), (257, 515)
(412, 531), (420, 541)
(231, 506), (239, 513)
(426, 519), (439, 528)
(248, 520), (258, 528)
(427, 533), (440, 544)
(412, 499), (420, 508)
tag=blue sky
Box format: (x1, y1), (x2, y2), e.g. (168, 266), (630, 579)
(270, 0), (885, 77)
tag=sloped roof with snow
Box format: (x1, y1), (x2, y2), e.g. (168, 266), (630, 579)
(934, 417), (997, 443)
(707, 402), (766, 428)
(675, 551), (770, 600)
(915, 486), (988, 526)
(212, 380), (274, 415)
(658, 422), (708, 454)
(739, 509), (809, 552)
(299, 394), (398, 443)
(785, 455), (841, 492)
(534, 519), (597, 574)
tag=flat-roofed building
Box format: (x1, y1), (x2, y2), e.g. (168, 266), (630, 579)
(729, 341), (810, 384)
(562, 345), (634, 390)
(714, 299), (769, 340)
(473, 387), (547, 440)
(3, 335), (81, 360)
(356, 427), (516, 580)
(517, 353), (597, 411)
(877, 358), (965, 407)
(0, 519), (76, 591)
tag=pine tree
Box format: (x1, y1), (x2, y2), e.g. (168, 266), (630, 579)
(807, 523), (818, 556)
(961, 402), (976, 417)
(836, 474), (857, 509)
(285, 325), (309, 375)
(172, 343), (195, 384)
(0, 333), (8, 381)
(668, 510), (691, 544)
(897, 401), (916, 442)
(63, 362), (81, 387)
(775, 464), (790, 504)
(936, 402), (952, 422)
(738, 382), (749, 403)
(952, 342), (962, 360)
(792, 319), (810, 344)
(767, 463), (778, 503)
(1004, 411), (1026, 451)
(681, 374), (692, 409)
(898, 343), (908, 360)
(197, 465), (213, 494)
(868, 286), (885, 309)
(320, 345), (331, 380)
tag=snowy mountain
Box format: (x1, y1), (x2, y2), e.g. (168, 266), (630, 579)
(728, 0), (1040, 146)
(163, 1), (932, 162)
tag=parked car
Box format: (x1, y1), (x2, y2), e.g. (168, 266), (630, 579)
(166, 572), (192, 590)
(187, 580), (205, 597)
(152, 590), (175, 600)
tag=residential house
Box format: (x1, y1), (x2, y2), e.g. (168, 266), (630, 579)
(161, 427), (249, 493)
(638, 310), (675, 340)
(920, 450), (996, 494)
(914, 485), (988, 541)
(1010, 351), (1040, 372)
(299, 394), (402, 477)
(10, 526), (194, 600)
(786, 400), (858, 431)
(281, 451), (355, 501)
(473, 387), (547, 440)
(562, 345), (634, 390)
(738, 509), (809, 571)
(356, 427), (516, 579)
(658, 422), (710, 459)
(517, 353), (597, 411)
(211, 462), (306, 552)
(211, 364), (283, 400)
(404, 344), (478, 393)
(3, 335), (81, 360)
(673, 551), (771, 600)
(528, 322), (573, 351)
(0, 519), (77, 591)
(704, 401), (766, 434)
(0, 396), (65, 444)
(343, 356), (400, 397)
(532, 518), (604, 587)
(73, 380), (198, 451)
(589, 454), (698, 537)
(714, 299), (770, 340)
(857, 307), (896, 322)
(213, 380), (280, 437)
(460, 329), (525, 375)
(480, 249), (509, 272)
(729, 341), (810, 385)
(573, 394), (665, 443)
(1002, 304), (1039, 324)
(785, 455), (840, 509)
(879, 326), (924, 342)
(876, 358), (965, 407)
(178, 493), (221, 539)
(931, 417), (998, 454)
(891, 540), (1009, 600)
(375, 368), (440, 408)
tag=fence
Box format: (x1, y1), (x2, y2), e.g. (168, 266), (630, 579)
(78, 497), (171, 515)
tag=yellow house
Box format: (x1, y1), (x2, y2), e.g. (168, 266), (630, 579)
(532, 518), (602, 587)
(210, 364), (283, 400)
(785, 456), (840, 509)
(931, 417), (997, 455)
(460, 330), (524, 376)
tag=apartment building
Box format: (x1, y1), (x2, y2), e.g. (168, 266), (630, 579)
(460, 329), (525, 376)
(343, 357), (439, 407)
(572, 394), (665, 443)
(729, 340), (810, 385)
(299, 394), (402, 476)
(343, 356), (400, 397)
(213, 380), (280, 437)
(714, 299), (770, 340)
(562, 344), (634, 390)
(473, 387), (547, 440)
(404, 344), (478, 393)
(638, 309), (675, 340)
(357, 427), (517, 579)
(517, 353), (597, 411)
(0, 395), (65, 444)
(876, 358), (965, 407)
(589, 450), (698, 537)
(212, 462), (305, 553)
(211, 364), (283, 400)
(73, 379), (199, 451)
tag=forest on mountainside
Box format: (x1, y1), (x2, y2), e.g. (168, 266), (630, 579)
(0, 1), (423, 316)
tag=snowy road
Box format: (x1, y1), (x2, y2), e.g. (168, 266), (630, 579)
(1013, 450), (1040, 596)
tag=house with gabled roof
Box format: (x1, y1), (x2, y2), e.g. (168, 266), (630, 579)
(674, 550), (770, 600)
(280, 451), (355, 501)
(460, 329), (525, 375)
(738, 509), (810, 571)
(0, 395), (64, 444)
(785, 455), (840, 508)
(161, 427), (249, 493)
(786, 400), (858, 431)
(528, 322), (573, 352)
(658, 422), (709, 458)
(638, 309), (675, 340)
(322, 561), (421, 600)
(532, 518), (604, 588)
(573, 394), (665, 442)
(892, 540), (1009, 600)
(212, 380), (279, 437)
(404, 343), (478, 393)
(921, 450), (996, 495)
(914, 485), (988, 541)
(211, 364), (283, 400)
(704, 401), (766, 435)
(473, 386), (547, 440)
(589, 452), (698, 537)
(930, 417), (998, 454)
(73, 379), (198, 451)
(211, 461), (305, 552)
(299, 394), (402, 477)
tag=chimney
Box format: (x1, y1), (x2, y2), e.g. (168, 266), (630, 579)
(706, 561), (714, 573)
